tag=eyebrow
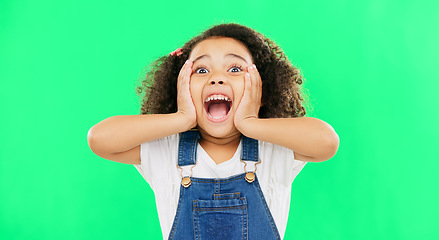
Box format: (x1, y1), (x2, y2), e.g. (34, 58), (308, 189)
(192, 55), (209, 64)
(192, 53), (248, 64)
(227, 54), (248, 63)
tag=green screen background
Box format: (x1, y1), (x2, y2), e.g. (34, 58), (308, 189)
(1, 0), (438, 239)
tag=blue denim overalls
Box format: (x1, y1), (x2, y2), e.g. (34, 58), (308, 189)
(168, 130), (281, 240)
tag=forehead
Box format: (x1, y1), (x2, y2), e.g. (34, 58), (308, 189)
(189, 37), (253, 62)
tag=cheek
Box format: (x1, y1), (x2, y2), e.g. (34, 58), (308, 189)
(189, 79), (204, 107)
(232, 79), (246, 108)
(188, 77), (197, 96)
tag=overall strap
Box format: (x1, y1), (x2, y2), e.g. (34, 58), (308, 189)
(177, 131), (259, 166)
(241, 135), (259, 162)
(178, 130), (200, 167)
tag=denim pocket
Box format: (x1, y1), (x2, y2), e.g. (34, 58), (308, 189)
(193, 197), (248, 240)
(213, 192), (241, 200)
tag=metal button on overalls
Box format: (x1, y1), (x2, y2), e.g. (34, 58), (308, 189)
(168, 130), (281, 240)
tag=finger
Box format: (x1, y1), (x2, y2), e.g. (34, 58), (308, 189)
(247, 65), (258, 99)
(185, 61), (193, 79)
(178, 60), (192, 90)
(177, 61), (187, 88)
(181, 60), (190, 79)
(249, 65), (256, 95)
(253, 65), (262, 98)
(251, 64), (262, 86)
(254, 65), (262, 86)
(180, 61), (188, 85)
(186, 60), (193, 77)
(243, 72), (252, 101)
(184, 61), (193, 87)
(252, 64), (262, 86)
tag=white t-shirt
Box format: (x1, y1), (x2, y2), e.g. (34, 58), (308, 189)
(134, 134), (306, 240)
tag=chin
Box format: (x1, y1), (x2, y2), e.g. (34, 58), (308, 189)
(197, 124), (240, 139)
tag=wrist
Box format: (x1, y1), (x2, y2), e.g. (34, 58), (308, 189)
(174, 111), (197, 131)
(235, 117), (259, 135)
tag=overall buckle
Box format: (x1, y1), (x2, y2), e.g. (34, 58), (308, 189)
(177, 163), (197, 188)
(240, 159), (261, 183)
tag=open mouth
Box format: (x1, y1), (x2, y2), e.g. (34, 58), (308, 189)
(204, 94), (232, 121)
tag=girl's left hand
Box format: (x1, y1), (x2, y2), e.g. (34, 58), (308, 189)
(234, 64), (262, 132)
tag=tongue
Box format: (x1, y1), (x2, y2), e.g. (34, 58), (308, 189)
(209, 102), (228, 118)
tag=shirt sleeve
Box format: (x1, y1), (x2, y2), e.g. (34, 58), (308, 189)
(259, 141), (306, 184)
(289, 150), (307, 183)
(133, 134), (179, 190)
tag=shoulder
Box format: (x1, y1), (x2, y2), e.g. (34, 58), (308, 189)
(140, 133), (179, 155)
(258, 140), (306, 178)
(258, 140), (293, 160)
(135, 133), (180, 188)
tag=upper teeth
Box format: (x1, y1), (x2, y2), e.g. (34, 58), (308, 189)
(205, 94), (231, 103)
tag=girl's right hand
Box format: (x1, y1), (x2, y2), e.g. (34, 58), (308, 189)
(176, 60), (197, 129)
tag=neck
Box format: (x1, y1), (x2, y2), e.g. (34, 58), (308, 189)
(197, 129), (242, 164)
(198, 128), (242, 146)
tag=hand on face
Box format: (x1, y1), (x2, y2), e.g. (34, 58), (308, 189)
(177, 60), (197, 129)
(234, 64), (262, 131)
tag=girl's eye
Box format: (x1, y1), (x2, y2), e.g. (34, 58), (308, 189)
(195, 68), (209, 74)
(228, 65), (243, 73)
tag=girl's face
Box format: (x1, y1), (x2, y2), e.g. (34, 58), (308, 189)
(188, 37), (254, 139)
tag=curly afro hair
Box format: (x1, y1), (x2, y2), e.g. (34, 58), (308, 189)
(137, 23), (306, 118)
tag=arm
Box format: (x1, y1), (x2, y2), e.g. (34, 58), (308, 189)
(87, 60), (196, 164)
(236, 117), (339, 162)
(87, 113), (194, 164)
(234, 64), (339, 162)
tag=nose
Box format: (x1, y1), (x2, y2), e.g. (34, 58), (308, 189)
(208, 70), (228, 86)
(209, 79), (224, 85)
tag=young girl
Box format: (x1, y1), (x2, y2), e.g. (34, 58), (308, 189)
(88, 23), (339, 240)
